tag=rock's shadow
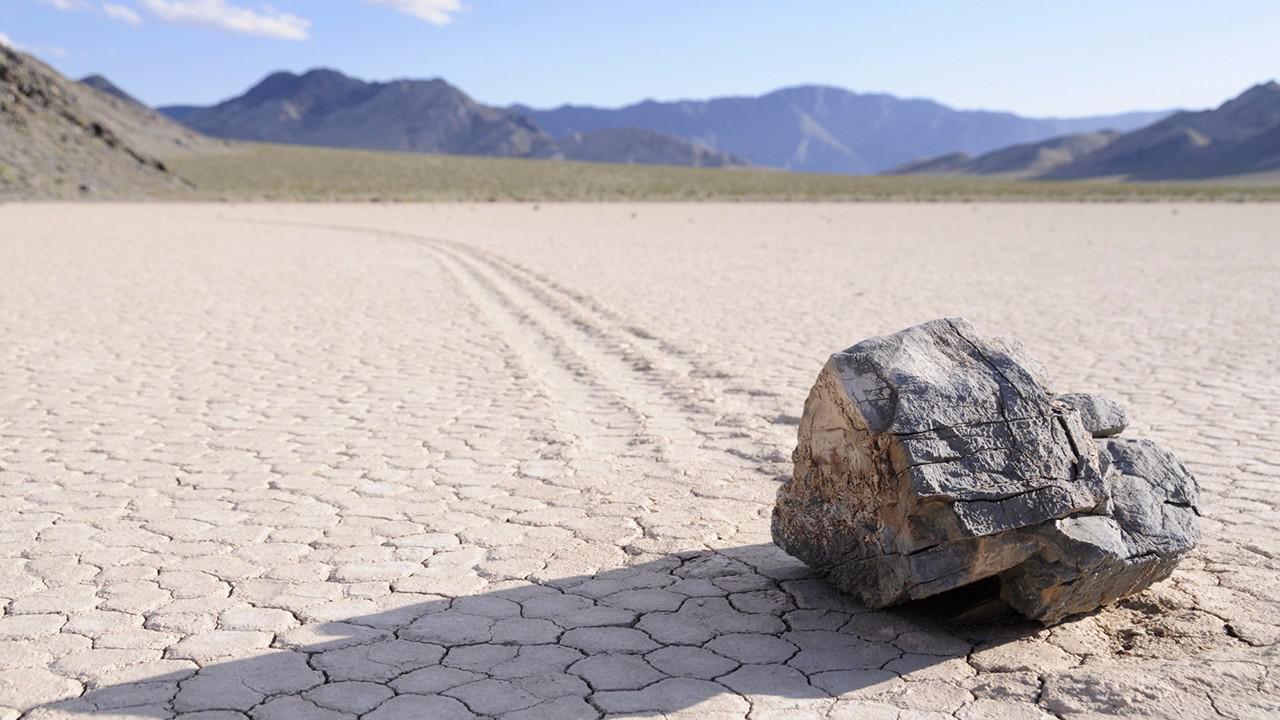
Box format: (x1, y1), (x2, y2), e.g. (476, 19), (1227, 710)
(40, 544), (1038, 719)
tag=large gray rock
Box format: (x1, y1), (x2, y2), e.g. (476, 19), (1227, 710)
(772, 318), (1200, 623)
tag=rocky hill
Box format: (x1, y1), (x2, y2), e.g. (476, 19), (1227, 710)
(0, 47), (215, 199)
(76, 73), (221, 159)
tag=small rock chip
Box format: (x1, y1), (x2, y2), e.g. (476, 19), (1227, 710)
(1057, 393), (1128, 437)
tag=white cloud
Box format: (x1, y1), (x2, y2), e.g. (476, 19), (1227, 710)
(38, 0), (142, 26)
(0, 31), (69, 58)
(138, 0), (310, 40)
(102, 3), (144, 25)
(366, 0), (462, 26)
(40, 0), (92, 10)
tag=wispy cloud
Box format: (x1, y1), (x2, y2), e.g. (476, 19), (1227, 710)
(366, 0), (462, 26)
(0, 30), (69, 58)
(39, 0), (92, 10)
(102, 3), (144, 25)
(38, 0), (144, 26)
(138, 0), (310, 40)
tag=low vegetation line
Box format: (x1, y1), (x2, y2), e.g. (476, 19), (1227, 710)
(161, 143), (1280, 203)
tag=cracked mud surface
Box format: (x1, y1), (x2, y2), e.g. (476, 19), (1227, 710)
(1, 203), (1276, 719)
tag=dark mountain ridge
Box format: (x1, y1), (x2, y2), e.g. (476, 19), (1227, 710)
(166, 68), (555, 157)
(161, 69), (744, 167)
(887, 131), (1122, 178)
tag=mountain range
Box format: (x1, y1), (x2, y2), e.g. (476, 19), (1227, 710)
(159, 69), (744, 168)
(160, 69), (1170, 175)
(889, 81), (1280, 181)
(4, 46), (1276, 196)
(517, 89), (1168, 174)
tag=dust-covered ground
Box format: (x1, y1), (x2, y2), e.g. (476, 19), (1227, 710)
(1, 203), (1276, 719)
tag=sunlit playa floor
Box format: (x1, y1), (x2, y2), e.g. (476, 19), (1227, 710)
(1, 203), (1277, 719)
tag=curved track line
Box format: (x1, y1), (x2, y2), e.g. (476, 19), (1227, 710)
(236, 218), (792, 478)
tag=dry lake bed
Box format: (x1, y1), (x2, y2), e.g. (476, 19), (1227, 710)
(1, 203), (1276, 719)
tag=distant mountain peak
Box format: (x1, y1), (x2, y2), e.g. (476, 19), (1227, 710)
(79, 74), (143, 106)
(300, 67), (348, 80)
(1222, 80), (1280, 112)
(239, 67), (371, 106)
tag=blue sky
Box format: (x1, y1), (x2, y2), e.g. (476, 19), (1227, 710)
(1, 0), (1277, 116)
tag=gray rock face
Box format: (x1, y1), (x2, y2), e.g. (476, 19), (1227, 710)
(1058, 393), (1128, 437)
(772, 318), (1200, 623)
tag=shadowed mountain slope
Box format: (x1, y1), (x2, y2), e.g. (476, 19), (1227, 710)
(166, 69), (558, 158)
(884, 152), (974, 176)
(887, 131), (1121, 179)
(1046, 81), (1280, 180)
(517, 86), (1169, 174)
(549, 128), (746, 167)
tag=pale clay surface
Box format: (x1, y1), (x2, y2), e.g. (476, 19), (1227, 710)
(0, 203), (1276, 720)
